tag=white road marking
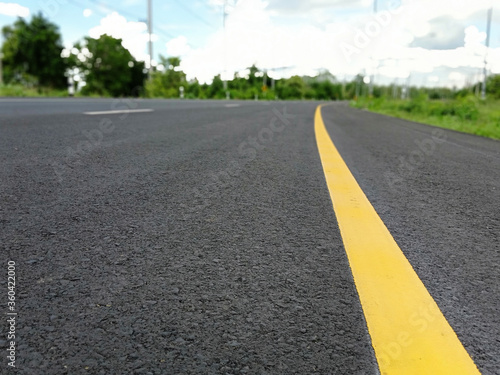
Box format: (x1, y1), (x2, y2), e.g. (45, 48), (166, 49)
(0, 99), (109, 103)
(83, 109), (154, 115)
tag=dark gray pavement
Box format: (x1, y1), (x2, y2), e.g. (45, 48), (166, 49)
(0, 99), (498, 374)
(321, 104), (500, 375)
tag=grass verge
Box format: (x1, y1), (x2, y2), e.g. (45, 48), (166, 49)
(351, 96), (500, 140)
(0, 84), (71, 97)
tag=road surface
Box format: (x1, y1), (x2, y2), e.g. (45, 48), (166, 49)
(1, 98), (499, 374)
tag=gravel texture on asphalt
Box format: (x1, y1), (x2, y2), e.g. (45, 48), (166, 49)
(2, 100), (379, 374)
(321, 104), (500, 375)
(1, 99), (498, 374)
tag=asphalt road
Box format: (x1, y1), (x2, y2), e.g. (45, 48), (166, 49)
(0, 98), (498, 374)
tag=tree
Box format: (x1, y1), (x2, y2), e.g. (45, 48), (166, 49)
(166, 56), (181, 69)
(209, 74), (224, 98)
(486, 74), (500, 99)
(145, 56), (186, 98)
(187, 78), (201, 99)
(67, 35), (145, 97)
(310, 80), (342, 100)
(1, 13), (66, 88)
(277, 76), (305, 99)
(247, 64), (260, 87)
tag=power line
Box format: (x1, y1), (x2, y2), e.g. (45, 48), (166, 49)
(172, 0), (215, 29)
(83, 0), (143, 22)
(70, 0), (199, 49)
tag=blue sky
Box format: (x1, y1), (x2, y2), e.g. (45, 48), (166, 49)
(1, 0), (499, 87)
(0, 0), (224, 55)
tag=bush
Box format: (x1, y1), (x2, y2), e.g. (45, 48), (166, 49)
(486, 75), (500, 99)
(0, 84), (68, 97)
(427, 101), (455, 117)
(453, 97), (479, 121)
(399, 96), (425, 113)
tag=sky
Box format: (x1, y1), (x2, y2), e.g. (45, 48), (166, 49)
(1, 0), (499, 88)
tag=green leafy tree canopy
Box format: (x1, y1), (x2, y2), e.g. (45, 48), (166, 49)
(67, 34), (145, 97)
(1, 13), (66, 88)
(145, 56), (186, 98)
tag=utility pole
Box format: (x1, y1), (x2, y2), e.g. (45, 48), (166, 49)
(369, 0), (377, 96)
(403, 74), (411, 99)
(355, 75), (361, 99)
(223, 0), (229, 99)
(265, 66), (294, 98)
(342, 75), (346, 99)
(476, 69), (481, 97)
(0, 51), (3, 86)
(481, 7), (493, 100)
(148, 0), (153, 77)
(0, 34), (3, 85)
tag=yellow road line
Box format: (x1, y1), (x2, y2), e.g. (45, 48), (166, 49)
(314, 105), (481, 375)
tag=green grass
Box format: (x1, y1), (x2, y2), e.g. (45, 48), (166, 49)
(352, 96), (500, 140)
(0, 84), (111, 98)
(0, 84), (71, 97)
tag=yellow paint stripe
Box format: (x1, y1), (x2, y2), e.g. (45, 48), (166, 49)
(314, 105), (481, 375)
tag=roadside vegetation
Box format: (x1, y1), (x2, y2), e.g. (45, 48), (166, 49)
(352, 80), (500, 140)
(0, 84), (67, 97)
(1, 13), (500, 140)
(0, 13), (350, 100)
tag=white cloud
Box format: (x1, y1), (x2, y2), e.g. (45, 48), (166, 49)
(0, 2), (29, 18)
(402, 0), (494, 22)
(166, 36), (191, 57)
(88, 12), (154, 65)
(180, 0), (395, 82)
(83, 9), (92, 17)
(122, 0), (144, 5)
(267, 0), (369, 14)
(173, 0), (499, 86)
(208, 0), (227, 7)
(449, 71), (465, 81)
(410, 17), (465, 50)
